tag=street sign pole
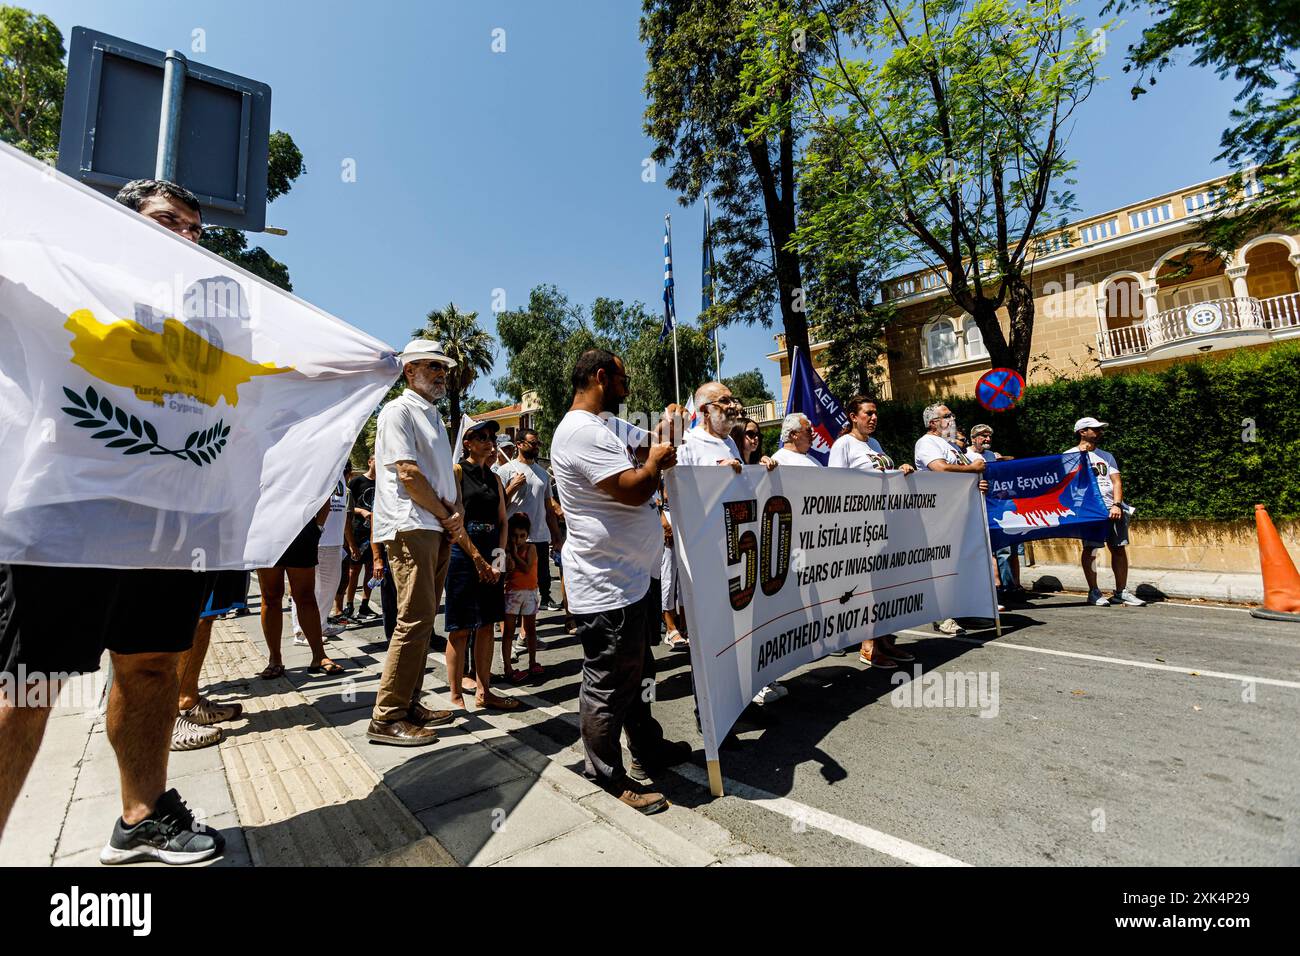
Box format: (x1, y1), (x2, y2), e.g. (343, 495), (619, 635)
(155, 49), (187, 181)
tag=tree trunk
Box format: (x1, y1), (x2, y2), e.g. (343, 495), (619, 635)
(1004, 276), (1036, 376)
(745, 134), (809, 365)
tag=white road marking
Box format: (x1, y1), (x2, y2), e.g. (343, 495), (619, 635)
(667, 762), (970, 866)
(896, 629), (1300, 689)
(433, 653), (971, 866)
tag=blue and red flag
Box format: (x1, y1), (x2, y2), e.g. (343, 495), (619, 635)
(984, 453), (1111, 550)
(784, 346), (848, 465)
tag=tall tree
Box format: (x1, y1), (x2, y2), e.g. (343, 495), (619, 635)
(1106, 0), (1300, 251)
(495, 284), (714, 449)
(199, 131), (305, 290)
(0, 5), (64, 162)
(413, 302), (497, 441)
(643, 0), (843, 365)
(722, 368), (774, 409)
(744, 0), (1102, 377)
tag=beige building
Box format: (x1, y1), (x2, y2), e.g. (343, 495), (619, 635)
(474, 389), (541, 442)
(770, 171), (1300, 405)
(764, 172), (1300, 576)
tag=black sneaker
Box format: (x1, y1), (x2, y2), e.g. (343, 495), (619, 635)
(540, 600), (563, 612)
(628, 740), (692, 781)
(356, 604), (379, 621)
(99, 789), (225, 865)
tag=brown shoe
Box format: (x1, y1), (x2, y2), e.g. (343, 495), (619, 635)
(408, 700), (455, 727)
(615, 785), (669, 815)
(366, 718), (438, 747)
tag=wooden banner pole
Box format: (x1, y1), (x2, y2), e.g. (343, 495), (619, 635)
(707, 759), (724, 797)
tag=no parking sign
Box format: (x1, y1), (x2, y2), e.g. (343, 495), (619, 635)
(976, 368), (1025, 412)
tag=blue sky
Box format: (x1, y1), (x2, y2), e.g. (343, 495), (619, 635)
(32, 0), (1245, 402)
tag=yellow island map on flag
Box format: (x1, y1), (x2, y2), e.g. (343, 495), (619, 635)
(0, 141), (400, 570)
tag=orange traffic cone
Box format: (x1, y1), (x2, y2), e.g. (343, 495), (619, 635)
(1250, 504), (1300, 622)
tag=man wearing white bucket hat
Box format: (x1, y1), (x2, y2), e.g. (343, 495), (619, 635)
(367, 339), (465, 746)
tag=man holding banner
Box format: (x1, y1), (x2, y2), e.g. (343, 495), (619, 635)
(0, 145), (398, 861)
(1070, 418), (1146, 608)
(551, 349), (689, 815)
(915, 403), (989, 636)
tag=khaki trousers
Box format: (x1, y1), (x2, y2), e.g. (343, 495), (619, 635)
(372, 529), (449, 721)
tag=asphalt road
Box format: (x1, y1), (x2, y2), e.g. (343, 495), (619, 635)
(475, 592), (1300, 866)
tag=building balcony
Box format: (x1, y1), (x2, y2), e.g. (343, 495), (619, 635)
(1096, 292), (1300, 362)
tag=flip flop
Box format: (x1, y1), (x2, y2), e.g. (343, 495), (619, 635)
(308, 660), (346, 676)
(257, 663), (285, 679)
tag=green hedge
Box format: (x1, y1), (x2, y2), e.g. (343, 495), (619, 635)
(867, 342), (1300, 521)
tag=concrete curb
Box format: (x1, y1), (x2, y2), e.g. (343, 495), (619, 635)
(1025, 562), (1263, 604)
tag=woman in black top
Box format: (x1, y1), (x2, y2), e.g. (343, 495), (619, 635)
(445, 420), (517, 712)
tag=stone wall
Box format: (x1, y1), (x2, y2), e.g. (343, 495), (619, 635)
(1026, 518), (1300, 574)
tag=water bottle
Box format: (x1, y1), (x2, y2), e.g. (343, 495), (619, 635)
(367, 575), (382, 590)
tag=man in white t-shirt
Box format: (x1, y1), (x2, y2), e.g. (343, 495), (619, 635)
(773, 413), (821, 467)
(367, 339), (465, 747)
(1072, 416), (1145, 607)
(551, 349), (689, 814)
(914, 402), (988, 636)
(677, 382), (778, 471)
(678, 382), (786, 705)
(497, 428), (563, 611)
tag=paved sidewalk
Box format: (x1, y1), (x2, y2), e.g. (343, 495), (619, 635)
(1024, 562), (1262, 604)
(1, 599), (756, 868)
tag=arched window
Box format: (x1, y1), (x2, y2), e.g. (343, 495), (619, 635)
(923, 318), (960, 368)
(963, 317), (987, 360)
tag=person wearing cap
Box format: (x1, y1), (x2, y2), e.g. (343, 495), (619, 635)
(367, 339), (465, 745)
(970, 425), (1026, 598)
(445, 418), (518, 711)
(1071, 417), (1146, 607)
(914, 402), (987, 636)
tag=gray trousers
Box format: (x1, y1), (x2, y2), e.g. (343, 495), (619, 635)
(574, 580), (666, 790)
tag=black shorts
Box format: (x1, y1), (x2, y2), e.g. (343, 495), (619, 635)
(274, 521), (321, 569)
(0, 564), (210, 677)
(201, 570), (250, 619)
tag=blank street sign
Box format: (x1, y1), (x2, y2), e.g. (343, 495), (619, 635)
(57, 27), (271, 231)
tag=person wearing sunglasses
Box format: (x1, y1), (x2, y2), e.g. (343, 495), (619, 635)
(730, 417), (764, 465)
(678, 383), (777, 472)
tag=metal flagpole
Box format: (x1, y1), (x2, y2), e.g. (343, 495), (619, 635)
(668, 214), (681, 405)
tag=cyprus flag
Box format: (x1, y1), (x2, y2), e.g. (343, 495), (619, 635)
(0, 142), (399, 569)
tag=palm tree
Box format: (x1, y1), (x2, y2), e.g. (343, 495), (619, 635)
(412, 302), (497, 441)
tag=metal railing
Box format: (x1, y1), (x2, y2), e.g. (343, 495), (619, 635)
(742, 401), (778, 423)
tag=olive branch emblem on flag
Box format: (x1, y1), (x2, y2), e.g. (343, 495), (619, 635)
(60, 385), (230, 465)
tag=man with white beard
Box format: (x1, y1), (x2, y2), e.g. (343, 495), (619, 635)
(678, 382), (785, 704)
(772, 413), (821, 467)
(914, 402), (987, 637)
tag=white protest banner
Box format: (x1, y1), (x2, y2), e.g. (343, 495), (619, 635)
(666, 464), (997, 791)
(0, 142), (398, 569)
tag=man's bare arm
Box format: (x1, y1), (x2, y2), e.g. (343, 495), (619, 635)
(594, 443), (676, 507)
(395, 461), (464, 537)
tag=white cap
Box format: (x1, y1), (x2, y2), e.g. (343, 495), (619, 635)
(397, 338), (456, 367)
(1074, 416), (1108, 432)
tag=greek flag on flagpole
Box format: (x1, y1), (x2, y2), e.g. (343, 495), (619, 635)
(659, 218), (676, 342)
